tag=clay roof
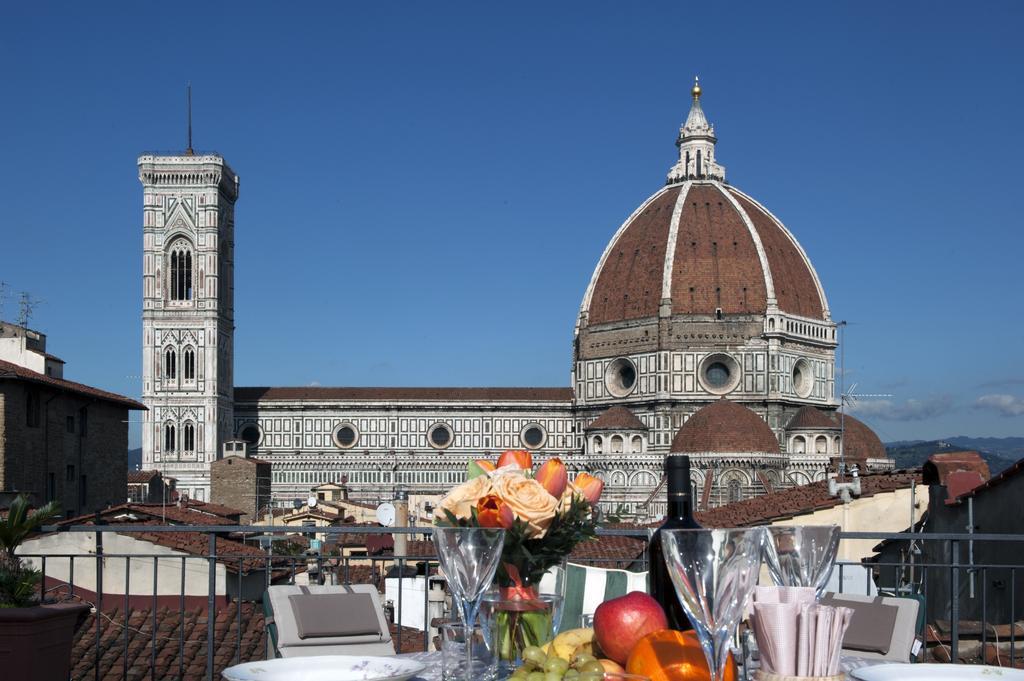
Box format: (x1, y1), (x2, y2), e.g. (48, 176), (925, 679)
(67, 602), (427, 681)
(584, 182), (826, 327)
(59, 502), (238, 527)
(833, 413), (886, 460)
(671, 399), (780, 454)
(182, 500), (244, 519)
(585, 406), (648, 431)
(950, 456), (1024, 503)
(235, 386), (574, 403)
(127, 470), (161, 484)
(0, 359), (145, 410)
(923, 451), (991, 487)
(787, 406), (839, 430)
(695, 470), (921, 527)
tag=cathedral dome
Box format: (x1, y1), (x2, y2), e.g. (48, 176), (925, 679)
(579, 84), (829, 330)
(670, 399), (780, 454)
(833, 413), (886, 461)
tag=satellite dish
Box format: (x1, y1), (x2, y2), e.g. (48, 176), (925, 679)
(293, 499), (302, 510)
(376, 502), (396, 527)
(308, 496), (317, 508)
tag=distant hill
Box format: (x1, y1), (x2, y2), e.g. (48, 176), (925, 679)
(885, 436), (1022, 474)
(128, 447), (142, 470)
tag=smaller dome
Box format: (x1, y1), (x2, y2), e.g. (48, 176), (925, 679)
(585, 406), (648, 432)
(832, 413), (886, 461)
(786, 406), (839, 431)
(671, 399), (780, 454)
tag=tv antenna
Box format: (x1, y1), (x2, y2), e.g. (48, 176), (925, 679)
(836, 321), (892, 476)
(0, 281), (8, 321)
(17, 292), (43, 329)
(185, 82), (194, 156)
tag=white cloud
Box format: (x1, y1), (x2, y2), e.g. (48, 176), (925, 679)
(849, 395), (954, 421)
(973, 394), (1024, 417)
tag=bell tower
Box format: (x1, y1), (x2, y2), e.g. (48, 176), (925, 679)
(138, 152), (239, 501)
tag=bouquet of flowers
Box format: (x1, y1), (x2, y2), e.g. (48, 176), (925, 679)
(434, 450), (604, 662)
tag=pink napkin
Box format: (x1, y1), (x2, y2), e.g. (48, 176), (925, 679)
(751, 587), (854, 678)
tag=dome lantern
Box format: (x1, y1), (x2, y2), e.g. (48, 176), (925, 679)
(667, 77), (726, 183)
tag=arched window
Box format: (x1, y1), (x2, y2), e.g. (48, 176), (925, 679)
(164, 423), (176, 452)
(164, 347), (177, 380)
(792, 435), (806, 454)
(631, 435), (644, 453)
(815, 435), (828, 454)
(610, 434), (623, 454)
(183, 422), (195, 452)
(728, 479), (742, 503)
(169, 240), (193, 301)
(592, 435), (603, 454)
(183, 347), (195, 381)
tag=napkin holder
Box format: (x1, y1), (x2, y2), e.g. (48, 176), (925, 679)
(754, 672), (845, 681)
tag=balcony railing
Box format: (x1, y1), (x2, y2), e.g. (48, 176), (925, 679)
(17, 525), (1024, 681)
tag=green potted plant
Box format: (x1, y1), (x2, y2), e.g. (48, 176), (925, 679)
(0, 494), (90, 681)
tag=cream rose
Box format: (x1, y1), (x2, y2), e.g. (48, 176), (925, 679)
(434, 475), (493, 523)
(491, 472), (558, 538)
(559, 480), (583, 513)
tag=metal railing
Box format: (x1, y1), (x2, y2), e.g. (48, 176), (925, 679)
(18, 525), (1024, 681)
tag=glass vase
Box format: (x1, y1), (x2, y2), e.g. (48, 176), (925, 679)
(480, 586), (561, 672)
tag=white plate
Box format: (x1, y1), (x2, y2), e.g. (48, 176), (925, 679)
(222, 655), (427, 681)
(851, 663), (1024, 680)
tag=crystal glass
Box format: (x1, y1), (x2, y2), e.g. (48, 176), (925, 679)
(762, 525), (840, 596)
(440, 621), (497, 681)
(539, 558), (568, 634)
(661, 528), (764, 681)
(433, 527), (505, 680)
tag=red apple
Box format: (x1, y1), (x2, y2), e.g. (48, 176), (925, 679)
(593, 591), (669, 665)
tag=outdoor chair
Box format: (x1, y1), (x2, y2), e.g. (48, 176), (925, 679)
(821, 592), (921, 662)
(556, 562), (648, 630)
(263, 584), (395, 658)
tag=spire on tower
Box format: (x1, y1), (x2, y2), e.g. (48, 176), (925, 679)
(185, 83), (194, 156)
(666, 77), (726, 184)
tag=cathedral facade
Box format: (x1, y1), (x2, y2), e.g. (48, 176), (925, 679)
(139, 84), (891, 518)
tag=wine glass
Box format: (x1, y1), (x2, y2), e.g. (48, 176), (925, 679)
(661, 528), (764, 681)
(762, 525), (840, 596)
(433, 527), (506, 679)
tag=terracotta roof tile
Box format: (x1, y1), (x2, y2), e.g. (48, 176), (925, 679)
(787, 406), (839, 430)
(0, 358), (145, 410)
(950, 456), (1024, 503)
(235, 386), (573, 403)
(695, 470), (921, 527)
(127, 470), (161, 484)
(671, 399), (780, 454)
(923, 451), (991, 487)
(585, 406), (648, 431)
(67, 602), (427, 680)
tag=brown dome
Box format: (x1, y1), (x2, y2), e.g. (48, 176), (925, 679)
(581, 182), (828, 327)
(671, 399), (780, 454)
(787, 406), (839, 430)
(585, 406), (648, 431)
(832, 413), (886, 461)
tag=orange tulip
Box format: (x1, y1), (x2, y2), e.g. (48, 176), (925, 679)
(497, 449), (532, 470)
(476, 494), (514, 529)
(476, 459), (496, 472)
(467, 459), (496, 479)
(535, 457), (568, 498)
(574, 472), (605, 506)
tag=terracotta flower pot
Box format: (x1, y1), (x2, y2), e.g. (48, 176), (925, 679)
(0, 602), (91, 681)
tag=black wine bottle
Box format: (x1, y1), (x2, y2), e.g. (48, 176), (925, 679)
(648, 454), (699, 631)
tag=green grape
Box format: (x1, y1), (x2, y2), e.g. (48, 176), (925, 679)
(571, 653), (596, 668)
(578, 673), (605, 681)
(524, 647), (548, 666)
(511, 668), (530, 679)
(545, 673), (563, 681)
(563, 669), (579, 681)
(544, 658), (570, 675)
(527, 672), (547, 681)
(579, 661), (605, 675)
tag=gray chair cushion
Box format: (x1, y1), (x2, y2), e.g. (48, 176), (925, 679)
(822, 592), (919, 661)
(288, 592), (381, 639)
(820, 593), (898, 654)
(266, 584), (394, 656)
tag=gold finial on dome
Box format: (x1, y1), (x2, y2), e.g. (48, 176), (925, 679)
(692, 76), (701, 101)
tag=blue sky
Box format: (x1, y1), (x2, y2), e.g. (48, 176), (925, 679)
(1, 2), (1022, 447)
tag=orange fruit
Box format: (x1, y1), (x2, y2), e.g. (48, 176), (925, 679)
(625, 629), (737, 681)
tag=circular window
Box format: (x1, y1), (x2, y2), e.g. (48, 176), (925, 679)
(520, 424), (547, 450)
(698, 353), (740, 395)
(428, 423), (453, 449)
(238, 423), (263, 447)
(332, 423), (359, 449)
(605, 357), (637, 397)
(792, 359), (813, 398)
